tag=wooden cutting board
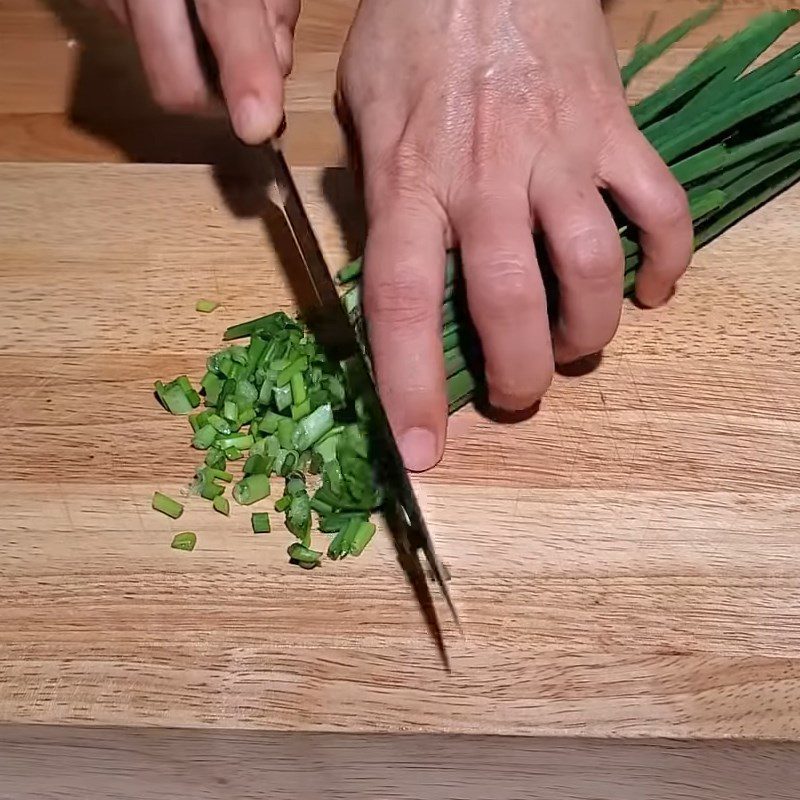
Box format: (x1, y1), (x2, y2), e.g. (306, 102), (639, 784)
(2, 160), (800, 796)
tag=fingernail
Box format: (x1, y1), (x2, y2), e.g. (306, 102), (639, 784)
(398, 427), (437, 472)
(232, 95), (276, 145)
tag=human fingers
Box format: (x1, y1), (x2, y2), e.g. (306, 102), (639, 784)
(453, 184), (553, 411)
(126, 0), (209, 112)
(361, 200), (449, 472)
(195, 0), (286, 143)
(533, 171), (625, 364)
(604, 129), (694, 308)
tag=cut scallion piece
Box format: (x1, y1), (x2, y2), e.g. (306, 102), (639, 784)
(349, 521), (377, 557)
(192, 424), (217, 450)
(287, 542), (322, 566)
(171, 531), (197, 551)
(213, 495), (230, 516)
(196, 299), (220, 313)
(251, 512), (271, 533)
(233, 474), (271, 505)
(274, 495), (292, 512)
(152, 491), (184, 519)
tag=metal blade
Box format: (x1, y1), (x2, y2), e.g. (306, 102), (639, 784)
(265, 140), (460, 655)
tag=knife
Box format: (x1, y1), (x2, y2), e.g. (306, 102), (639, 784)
(265, 138), (460, 662)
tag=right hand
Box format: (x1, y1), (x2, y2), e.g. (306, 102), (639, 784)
(82, 0), (300, 144)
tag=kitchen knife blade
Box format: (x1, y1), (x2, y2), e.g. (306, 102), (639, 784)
(265, 139), (460, 658)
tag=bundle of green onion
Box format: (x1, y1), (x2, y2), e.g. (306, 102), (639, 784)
(153, 6), (800, 563)
(338, 5), (800, 413)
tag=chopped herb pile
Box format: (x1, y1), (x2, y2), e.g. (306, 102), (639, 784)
(154, 310), (383, 568)
(151, 7), (800, 562)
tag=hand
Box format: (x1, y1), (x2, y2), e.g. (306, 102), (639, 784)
(336, 0), (693, 472)
(83, 0), (300, 143)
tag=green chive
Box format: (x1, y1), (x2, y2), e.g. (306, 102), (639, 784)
(204, 447), (226, 471)
(349, 521), (377, 557)
(192, 424), (217, 450)
(290, 399), (311, 421)
(287, 542), (322, 566)
(213, 495), (230, 516)
(290, 371), (307, 405)
(216, 434), (254, 451)
(171, 531), (197, 551)
(277, 417), (296, 450)
(277, 356), (308, 387)
(196, 299), (220, 313)
(233, 474), (271, 505)
(152, 491), (184, 519)
(251, 512), (271, 534)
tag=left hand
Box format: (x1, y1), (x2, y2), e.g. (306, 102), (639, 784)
(336, 0), (693, 472)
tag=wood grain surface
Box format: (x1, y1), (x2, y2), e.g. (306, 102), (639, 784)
(3, 727), (800, 800)
(1, 0), (798, 165)
(3, 1), (800, 797)
(2, 160), (800, 741)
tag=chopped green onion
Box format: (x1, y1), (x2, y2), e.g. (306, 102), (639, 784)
(279, 451), (298, 477)
(200, 481), (224, 501)
(207, 414), (232, 435)
(310, 496), (333, 516)
(319, 512), (365, 534)
(216, 434), (254, 451)
(204, 467), (233, 483)
(285, 475), (306, 496)
(192, 424), (217, 450)
(152, 491), (184, 519)
(251, 512), (271, 534)
(243, 454), (270, 475)
(290, 371), (307, 405)
(213, 495), (230, 516)
(286, 492), (312, 542)
(277, 356), (308, 387)
(293, 403), (334, 452)
(277, 417), (296, 450)
(290, 399), (311, 421)
(157, 381), (196, 415)
(201, 372), (224, 406)
(273, 384), (292, 411)
(224, 446), (243, 461)
(349, 521), (377, 557)
(233, 474), (271, 505)
(196, 299), (220, 313)
(171, 531), (197, 551)
(238, 407), (256, 426)
(260, 411), (281, 434)
(204, 447), (226, 471)
(223, 311), (289, 341)
(222, 399), (238, 423)
(274, 495), (292, 512)
(287, 542), (322, 566)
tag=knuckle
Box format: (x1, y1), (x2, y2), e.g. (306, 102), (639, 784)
(472, 259), (541, 322)
(387, 141), (430, 187)
(562, 229), (623, 285)
(657, 184), (692, 230)
(364, 272), (437, 330)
